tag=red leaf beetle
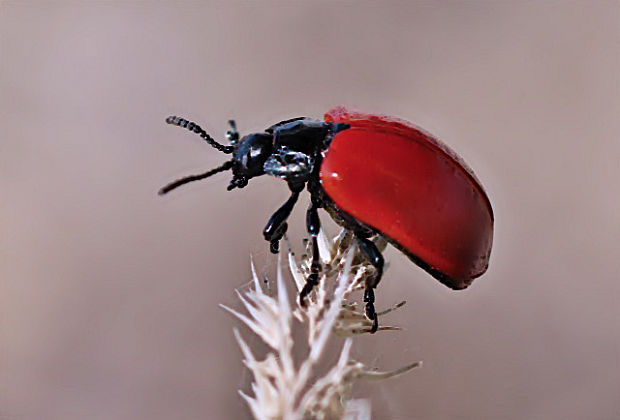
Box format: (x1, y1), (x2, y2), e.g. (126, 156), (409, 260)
(160, 107), (494, 332)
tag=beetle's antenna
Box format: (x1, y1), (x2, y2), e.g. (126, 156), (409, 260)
(159, 160), (234, 195)
(166, 116), (235, 154)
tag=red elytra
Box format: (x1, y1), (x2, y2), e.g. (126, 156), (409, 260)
(321, 107), (494, 289)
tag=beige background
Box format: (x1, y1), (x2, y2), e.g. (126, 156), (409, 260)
(1, 1), (619, 419)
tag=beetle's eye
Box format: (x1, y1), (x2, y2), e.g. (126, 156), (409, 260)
(250, 146), (264, 159)
(233, 132), (273, 178)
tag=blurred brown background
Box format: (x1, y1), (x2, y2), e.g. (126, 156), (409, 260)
(1, 1), (619, 419)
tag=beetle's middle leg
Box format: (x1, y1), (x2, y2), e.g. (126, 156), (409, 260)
(356, 235), (384, 333)
(299, 200), (322, 306)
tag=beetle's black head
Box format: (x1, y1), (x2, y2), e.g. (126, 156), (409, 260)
(159, 116), (277, 195)
(228, 131), (274, 190)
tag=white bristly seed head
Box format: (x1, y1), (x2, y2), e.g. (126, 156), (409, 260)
(221, 230), (420, 420)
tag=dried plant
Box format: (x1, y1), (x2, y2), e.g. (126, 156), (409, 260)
(221, 230), (420, 420)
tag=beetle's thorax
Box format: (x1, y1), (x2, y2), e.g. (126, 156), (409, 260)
(262, 118), (328, 183)
(230, 117), (348, 187)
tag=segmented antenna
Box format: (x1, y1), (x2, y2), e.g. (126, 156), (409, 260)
(166, 116), (235, 154)
(159, 160), (234, 195)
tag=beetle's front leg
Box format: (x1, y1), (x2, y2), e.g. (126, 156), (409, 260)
(357, 235), (385, 333)
(263, 184), (303, 253)
(226, 120), (239, 145)
(299, 201), (321, 306)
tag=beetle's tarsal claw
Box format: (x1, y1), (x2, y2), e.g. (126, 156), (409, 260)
(268, 222), (287, 254)
(363, 286), (378, 332)
(365, 302), (376, 321)
(370, 314), (379, 333)
(365, 302), (379, 333)
(227, 175), (248, 191)
(299, 272), (319, 306)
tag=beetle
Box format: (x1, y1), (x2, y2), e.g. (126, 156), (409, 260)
(160, 106), (494, 332)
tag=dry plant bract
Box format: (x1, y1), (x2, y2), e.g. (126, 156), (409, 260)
(221, 230), (420, 420)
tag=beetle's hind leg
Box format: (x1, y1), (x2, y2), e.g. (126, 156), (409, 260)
(299, 200), (322, 306)
(356, 235), (385, 333)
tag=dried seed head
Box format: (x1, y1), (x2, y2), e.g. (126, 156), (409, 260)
(222, 230), (419, 420)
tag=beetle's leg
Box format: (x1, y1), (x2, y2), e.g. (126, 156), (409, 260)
(357, 236), (385, 333)
(226, 120), (239, 145)
(268, 222), (288, 254)
(263, 184), (303, 254)
(299, 201), (321, 306)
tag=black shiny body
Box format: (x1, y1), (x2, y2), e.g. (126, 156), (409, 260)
(161, 116), (384, 332)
